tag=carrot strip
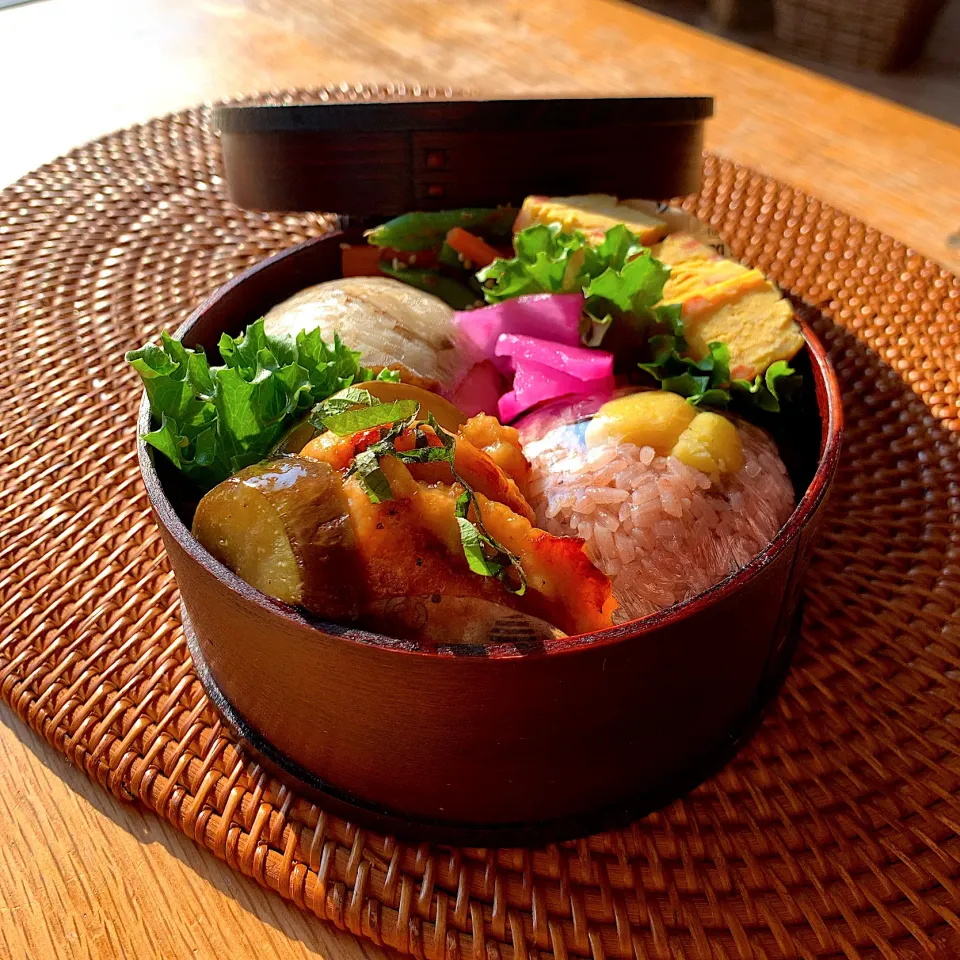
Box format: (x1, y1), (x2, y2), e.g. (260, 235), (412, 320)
(445, 227), (501, 269)
(341, 244), (384, 277)
(341, 244), (440, 277)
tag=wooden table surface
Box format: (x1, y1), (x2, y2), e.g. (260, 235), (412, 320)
(0, 2), (959, 958)
(3, 0), (960, 271)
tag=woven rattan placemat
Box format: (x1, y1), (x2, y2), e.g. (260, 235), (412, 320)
(1, 87), (959, 960)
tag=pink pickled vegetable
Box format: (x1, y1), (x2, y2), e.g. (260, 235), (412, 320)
(497, 357), (614, 423)
(513, 358), (614, 406)
(452, 294), (583, 363)
(494, 335), (614, 382)
(451, 292), (615, 424)
(449, 360), (505, 417)
(497, 390), (525, 424)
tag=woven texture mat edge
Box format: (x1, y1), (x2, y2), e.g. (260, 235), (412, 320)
(1, 86), (959, 960)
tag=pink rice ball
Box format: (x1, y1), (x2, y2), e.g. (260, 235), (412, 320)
(517, 399), (796, 623)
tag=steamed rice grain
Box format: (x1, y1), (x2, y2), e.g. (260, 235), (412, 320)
(522, 419), (795, 623)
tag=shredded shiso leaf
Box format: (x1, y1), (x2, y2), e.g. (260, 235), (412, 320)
(333, 401), (527, 594)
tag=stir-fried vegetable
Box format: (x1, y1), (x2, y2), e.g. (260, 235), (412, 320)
(310, 390), (528, 594)
(340, 244), (383, 278)
(379, 262), (479, 309)
(365, 208), (515, 252)
(351, 208), (517, 309)
(444, 227), (501, 269)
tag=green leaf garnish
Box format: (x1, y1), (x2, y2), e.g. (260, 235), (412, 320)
(350, 449), (394, 504)
(583, 250), (671, 315)
(309, 386), (377, 429)
(356, 366), (402, 384)
(478, 223), (665, 308)
(478, 224), (586, 302)
(731, 360), (802, 413)
(319, 399), (420, 436)
(128, 320), (382, 489)
(640, 337), (803, 415)
(640, 339), (733, 408)
(456, 517), (506, 579)
(592, 222), (645, 270)
(453, 487), (472, 518)
(430, 412), (456, 450)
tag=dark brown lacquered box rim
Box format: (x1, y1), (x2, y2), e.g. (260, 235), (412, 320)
(213, 96), (715, 132)
(135, 209), (842, 839)
(137, 236), (843, 664)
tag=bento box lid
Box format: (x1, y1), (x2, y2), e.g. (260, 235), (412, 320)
(213, 95), (714, 215)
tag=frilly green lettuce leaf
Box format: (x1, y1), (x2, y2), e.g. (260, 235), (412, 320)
(639, 339), (733, 407)
(478, 224), (678, 354)
(731, 360), (803, 413)
(478, 223), (669, 316)
(476, 222), (803, 416)
(583, 249), (671, 315)
(640, 339), (802, 414)
(128, 320), (391, 489)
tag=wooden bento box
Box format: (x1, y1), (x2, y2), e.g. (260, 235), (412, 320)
(136, 96), (842, 843)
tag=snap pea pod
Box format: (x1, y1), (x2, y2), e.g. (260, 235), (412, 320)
(380, 263), (480, 310)
(367, 208), (516, 252)
(437, 242), (485, 299)
(437, 241), (463, 270)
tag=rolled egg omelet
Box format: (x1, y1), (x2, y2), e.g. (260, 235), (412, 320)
(513, 194), (669, 246)
(658, 250), (805, 382)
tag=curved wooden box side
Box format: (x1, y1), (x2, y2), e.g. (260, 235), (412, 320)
(140, 232), (842, 839)
(167, 528), (796, 825)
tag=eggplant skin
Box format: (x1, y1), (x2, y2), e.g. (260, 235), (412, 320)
(193, 458), (363, 622)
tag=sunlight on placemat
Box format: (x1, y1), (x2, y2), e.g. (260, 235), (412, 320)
(0, 85), (958, 960)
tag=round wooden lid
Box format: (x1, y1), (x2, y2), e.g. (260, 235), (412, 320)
(213, 95), (714, 213)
